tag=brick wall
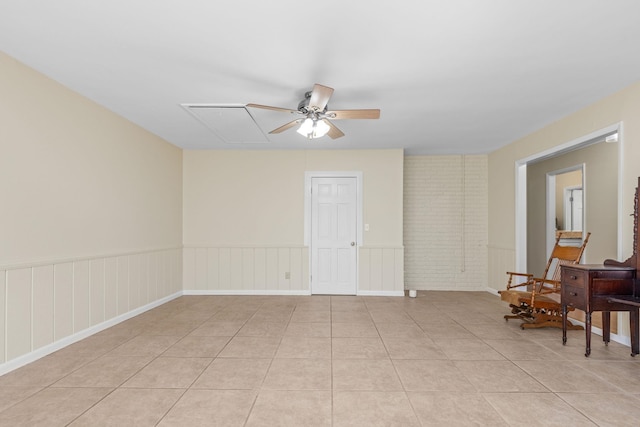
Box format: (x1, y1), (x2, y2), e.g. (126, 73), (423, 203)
(403, 155), (488, 290)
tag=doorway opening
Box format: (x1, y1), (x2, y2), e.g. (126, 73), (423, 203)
(546, 166), (584, 257)
(515, 123), (623, 272)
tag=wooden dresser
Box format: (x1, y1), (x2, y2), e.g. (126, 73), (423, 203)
(561, 264), (637, 356)
(561, 177), (640, 357)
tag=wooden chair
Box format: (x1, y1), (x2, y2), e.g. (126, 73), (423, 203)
(500, 232), (591, 329)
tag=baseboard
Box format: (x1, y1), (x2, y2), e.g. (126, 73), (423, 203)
(0, 291), (183, 376)
(609, 331), (632, 347)
(184, 289), (406, 297)
(485, 287), (501, 296)
(183, 289), (312, 296)
(357, 290), (405, 297)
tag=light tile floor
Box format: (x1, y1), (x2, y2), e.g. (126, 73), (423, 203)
(1, 291), (640, 426)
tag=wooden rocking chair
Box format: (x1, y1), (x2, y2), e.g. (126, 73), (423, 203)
(500, 232), (591, 329)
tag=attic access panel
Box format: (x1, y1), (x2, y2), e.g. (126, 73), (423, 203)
(182, 104), (269, 144)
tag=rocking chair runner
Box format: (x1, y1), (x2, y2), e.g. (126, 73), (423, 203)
(500, 232), (591, 329)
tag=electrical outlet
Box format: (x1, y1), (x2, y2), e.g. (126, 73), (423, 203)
(285, 272), (290, 279)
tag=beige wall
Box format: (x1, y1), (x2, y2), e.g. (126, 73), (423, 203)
(527, 142), (617, 275)
(0, 52), (183, 368)
(0, 52), (183, 265)
(182, 149), (404, 294)
(489, 81), (640, 294)
(183, 149), (403, 247)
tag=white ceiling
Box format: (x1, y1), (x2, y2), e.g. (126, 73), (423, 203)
(2, 1), (640, 155)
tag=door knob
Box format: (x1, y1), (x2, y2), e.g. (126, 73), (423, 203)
(351, 242), (355, 246)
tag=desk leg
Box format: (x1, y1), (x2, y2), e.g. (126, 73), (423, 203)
(562, 304), (567, 345)
(585, 312), (592, 357)
(602, 311), (610, 346)
(631, 309), (639, 357)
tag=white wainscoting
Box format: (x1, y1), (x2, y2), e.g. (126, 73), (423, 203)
(358, 247), (405, 296)
(183, 246), (405, 296)
(183, 246), (311, 295)
(0, 247), (182, 373)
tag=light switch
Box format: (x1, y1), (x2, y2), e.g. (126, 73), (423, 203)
(364, 224), (370, 231)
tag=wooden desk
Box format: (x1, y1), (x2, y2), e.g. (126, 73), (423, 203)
(561, 264), (637, 356)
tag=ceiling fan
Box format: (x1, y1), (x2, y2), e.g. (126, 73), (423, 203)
(247, 83), (380, 139)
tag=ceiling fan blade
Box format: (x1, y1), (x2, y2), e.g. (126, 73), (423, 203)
(323, 119), (345, 139)
(246, 103), (298, 114)
(269, 119), (301, 134)
(327, 109), (380, 120)
(308, 84), (334, 111)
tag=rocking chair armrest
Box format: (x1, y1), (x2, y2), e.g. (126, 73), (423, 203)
(505, 272), (534, 290)
(506, 272), (534, 278)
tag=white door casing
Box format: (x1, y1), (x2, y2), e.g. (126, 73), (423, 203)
(309, 177), (358, 295)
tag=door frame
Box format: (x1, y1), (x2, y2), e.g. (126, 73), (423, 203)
(304, 171), (363, 293)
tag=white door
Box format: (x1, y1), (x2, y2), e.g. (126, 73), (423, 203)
(311, 177), (357, 295)
(571, 189), (583, 231)
(564, 187), (583, 231)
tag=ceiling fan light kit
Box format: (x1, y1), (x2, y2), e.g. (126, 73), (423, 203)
(247, 83), (380, 140)
(297, 117), (330, 139)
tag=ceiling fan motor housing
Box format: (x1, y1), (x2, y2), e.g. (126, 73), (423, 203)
(298, 91), (327, 114)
